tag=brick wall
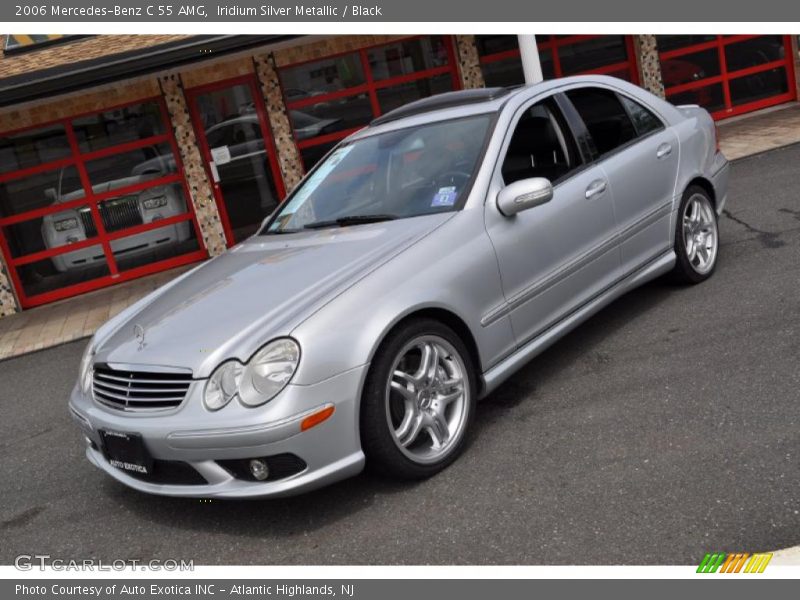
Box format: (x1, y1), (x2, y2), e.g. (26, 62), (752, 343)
(0, 253), (19, 317)
(180, 56), (255, 89)
(0, 78), (161, 132)
(0, 35), (189, 80)
(271, 35), (408, 67)
(633, 35), (666, 98)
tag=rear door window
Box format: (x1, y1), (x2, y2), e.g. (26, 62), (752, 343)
(618, 94), (664, 137)
(565, 87), (637, 156)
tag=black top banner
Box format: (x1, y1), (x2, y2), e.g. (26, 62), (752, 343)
(4, 0), (800, 22)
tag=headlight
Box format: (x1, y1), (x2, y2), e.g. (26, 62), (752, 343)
(54, 217), (79, 232)
(79, 341), (96, 394)
(203, 361), (243, 411)
(204, 339), (300, 410)
(240, 339), (301, 406)
(142, 196), (168, 210)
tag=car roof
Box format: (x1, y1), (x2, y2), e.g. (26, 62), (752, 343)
(348, 75), (680, 143)
(370, 87), (514, 126)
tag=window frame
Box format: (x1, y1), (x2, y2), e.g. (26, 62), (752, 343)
(0, 97), (206, 308)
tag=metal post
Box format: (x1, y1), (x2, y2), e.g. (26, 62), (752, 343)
(517, 35), (543, 84)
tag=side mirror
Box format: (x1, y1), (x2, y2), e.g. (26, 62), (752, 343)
(496, 177), (554, 217)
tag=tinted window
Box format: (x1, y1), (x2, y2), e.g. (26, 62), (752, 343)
(501, 100), (580, 185)
(566, 88), (637, 156)
(618, 95), (664, 136)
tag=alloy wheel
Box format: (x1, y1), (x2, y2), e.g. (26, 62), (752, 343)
(682, 193), (718, 275)
(385, 335), (470, 464)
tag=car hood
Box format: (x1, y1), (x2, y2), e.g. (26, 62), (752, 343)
(95, 214), (452, 377)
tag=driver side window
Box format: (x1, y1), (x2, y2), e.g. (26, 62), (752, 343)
(501, 99), (580, 186)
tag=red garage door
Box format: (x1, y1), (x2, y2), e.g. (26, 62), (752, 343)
(279, 35), (462, 171)
(658, 35), (797, 120)
(0, 98), (206, 308)
(476, 35), (640, 88)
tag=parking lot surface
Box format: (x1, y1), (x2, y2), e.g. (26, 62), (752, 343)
(1, 144), (799, 565)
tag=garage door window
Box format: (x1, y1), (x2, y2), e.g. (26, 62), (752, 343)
(0, 98), (205, 308)
(279, 36), (462, 171)
(475, 35), (640, 89)
(657, 35), (796, 120)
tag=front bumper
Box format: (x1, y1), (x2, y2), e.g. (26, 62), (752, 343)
(69, 364), (367, 498)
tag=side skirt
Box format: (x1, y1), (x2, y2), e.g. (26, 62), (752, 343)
(479, 249), (676, 398)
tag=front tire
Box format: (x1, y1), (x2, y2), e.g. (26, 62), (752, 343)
(671, 186), (719, 284)
(360, 318), (476, 480)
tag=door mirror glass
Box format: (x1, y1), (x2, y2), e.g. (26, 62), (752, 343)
(496, 177), (553, 216)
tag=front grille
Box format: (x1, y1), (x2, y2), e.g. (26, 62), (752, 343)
(80, 196), (143, 237)
(92, 364), (192, 412)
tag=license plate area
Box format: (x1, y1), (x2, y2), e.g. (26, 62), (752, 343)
(100, 430), (153, 476)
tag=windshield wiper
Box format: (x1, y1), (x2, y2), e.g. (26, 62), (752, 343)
(303, 214), (397, 230)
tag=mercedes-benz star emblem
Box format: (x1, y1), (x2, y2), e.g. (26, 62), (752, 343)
(133, 324), (146, 351)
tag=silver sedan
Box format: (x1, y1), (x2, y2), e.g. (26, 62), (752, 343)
(69, 75), (729, 498)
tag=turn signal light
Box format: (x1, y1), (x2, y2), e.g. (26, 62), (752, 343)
(301, 405), (335, 431)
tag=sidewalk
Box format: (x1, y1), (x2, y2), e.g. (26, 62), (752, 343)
(1, 101), (799, 362)
(717, 102), (800, 160)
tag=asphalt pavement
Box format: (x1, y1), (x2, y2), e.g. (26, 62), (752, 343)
(1, 144), (799, 565)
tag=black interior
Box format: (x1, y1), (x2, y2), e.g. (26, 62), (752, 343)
(502, 107), (572, 184)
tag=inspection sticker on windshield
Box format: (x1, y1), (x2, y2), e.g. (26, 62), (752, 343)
(431, 186), (457, 207)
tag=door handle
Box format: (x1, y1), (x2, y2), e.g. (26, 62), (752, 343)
(656, 143), (673, 159)
(585, 179), (607, 200)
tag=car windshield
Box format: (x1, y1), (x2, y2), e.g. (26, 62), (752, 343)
(264, 114), (493, 233)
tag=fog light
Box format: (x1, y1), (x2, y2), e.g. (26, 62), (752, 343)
(249, 459), (270, 481)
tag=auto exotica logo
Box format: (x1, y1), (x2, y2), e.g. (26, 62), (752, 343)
(697, 552), (773, 573)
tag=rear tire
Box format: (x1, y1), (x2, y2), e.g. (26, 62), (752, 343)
(671, 185), (719, 284)
(360, 318), (476, 480)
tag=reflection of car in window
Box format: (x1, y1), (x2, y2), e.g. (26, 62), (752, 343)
(41, 172), (190, 272)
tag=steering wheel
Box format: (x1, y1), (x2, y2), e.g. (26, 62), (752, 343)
(435, 171), (472, 189)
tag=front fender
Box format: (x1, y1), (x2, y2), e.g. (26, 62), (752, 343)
(289, 209), (516, 387)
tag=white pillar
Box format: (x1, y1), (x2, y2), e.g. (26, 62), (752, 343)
(517, 35), (543, 84)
